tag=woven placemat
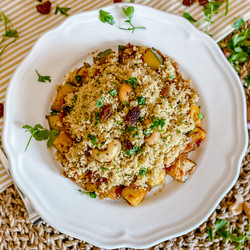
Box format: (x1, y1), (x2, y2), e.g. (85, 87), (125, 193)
(0, 16), (249, 250)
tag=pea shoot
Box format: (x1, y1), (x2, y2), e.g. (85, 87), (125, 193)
(99, 9), (115, 25)
(35, 69), (51, 83)
(55, 5), (70, 17)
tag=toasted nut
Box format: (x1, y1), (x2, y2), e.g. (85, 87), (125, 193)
(119, 83), (133, 102)
(243, 201), (250, 220)
(229, 194), (244, 215)
(145, 131), (160, 145)
(92, 139), (121, 162)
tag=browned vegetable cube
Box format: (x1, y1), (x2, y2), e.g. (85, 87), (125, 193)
(185, 127), (206, 153)
(166, 154), (196, 182)
(121, 184), (147, 207)
(190, 104), (202, 128)
(142, 48), (163, 70)
(53, 131), (73, 153)
(148, 170), (166, 187)
(51, 83), (78, 111)
(46, 114), (63, 131)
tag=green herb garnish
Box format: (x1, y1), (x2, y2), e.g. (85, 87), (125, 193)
(143, 129), (151, 137)
(35, 69), (51, 83)
(150, 117), (166, 131)
(108, 89), (117, 96)
(124, 77), (137, 89)
(233, 17), (245, 31)
(75, 75), (82, 83)
(132, 131), (139, 138)
(126, 126), (138, 132)
(80, 190), (97, 198)
(88, 134), (97, 145)
(245, 75), (250, 87)
(55, 5), (70, 16)
(96, 97), (104, 108)
(222, 0), (229, 16)
(125, 145), (141, 156)
(183, 12), (197, 24)
(137, 96), (146, 105)
(50, 110), (60, 115)
(208, 219), (250, 249)
(100, 167), (109, 171)
(22, 124), (59, 151)
(119, 6), (146, 33)
(199, 113), (205, 119)
(117, 120), (122, 125)
(99, 9), (115, 25)
(0, 12), (18, 57)
(139, 168), (147, 176)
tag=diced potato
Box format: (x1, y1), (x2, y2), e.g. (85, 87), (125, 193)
(185, 127), (206, 153)
(121, 184), (147, 207)
(148, 170), (166, 187)
(166, 155), (196, 182)
(53, 131), (73, 153)
(99, 186), (122, 200)
(46, 114), (63, 131)
(190, 104), (202, 128)
(142, 48), (163, 70)
(51, 83), (78, 111)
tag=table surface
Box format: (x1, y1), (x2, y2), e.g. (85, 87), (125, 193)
(0, 0), (249, 249)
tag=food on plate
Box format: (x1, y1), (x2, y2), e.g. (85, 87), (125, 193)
(47, 43), (206, 206)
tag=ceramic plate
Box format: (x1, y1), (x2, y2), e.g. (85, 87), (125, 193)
(2, 4), (248, 249)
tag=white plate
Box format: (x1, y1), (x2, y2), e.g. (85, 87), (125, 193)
(3, 4), (248, 249)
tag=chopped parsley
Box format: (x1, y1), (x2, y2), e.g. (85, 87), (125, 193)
(35, 69), (51, 83)
(233, 17), (245, 31)
(139, 168), (147, 176)
(117, 120), (122, 125)
(245, 75), (250, 87)
(80, 190), (97, 198)
(108, 89), (117, 96)
(125, 146), (141, 156)
(126, 126), (138, 132)
(88, 134), (97, 145)
(99, 9), (115, 25)
(143, 129), (151, 137)
(100, 167), (109, 171)
(199, 113), (205, 119)
(150, 117), (166, 131)
(96, 97), (104, 108)
(75, 75), (82, 83)
(124, 77), (137, 89)
(132, 131), (139, 138)
(137, 96), (146, 105)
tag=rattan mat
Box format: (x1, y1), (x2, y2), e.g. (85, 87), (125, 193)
(0, 20), (249, 250)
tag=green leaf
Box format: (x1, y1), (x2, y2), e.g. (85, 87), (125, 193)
(244, 75), (250, 87)
(122, 6), (134, 21)
(223, 0), (230, 16)
(55, 6), (70, 16)
(100, 167), (109, 171)
(5, 28), (18, 38)
(183, 12), (197, 24)
(125, 77), (137, 89)
(132, 131), (139, 138)
(88, 134), (97, 145)
(137, 96), (146, 105)
(96, 97), (104, 108)
(22, 124), (59, 151)
(233, 17), (245, 31)
(35, 70), (51, 83)
(204, 2), (223, 19)
(126, 126), (138, 132)
(139, 168), (147, 176)
(199, 113), (204, 119)
(99, 9), (115, 25)
(215, 219), (228, 232)
(93, 48), (112, 63)
(208, 227), (214, 242)
(108, 89), (117, 96)
(143, 129), (151, 137)
(229, 52), (248, 63)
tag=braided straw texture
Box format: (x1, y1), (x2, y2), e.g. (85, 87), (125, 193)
(0, 16), (249, 250)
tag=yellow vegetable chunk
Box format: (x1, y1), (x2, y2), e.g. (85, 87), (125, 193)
(190, 104), (202, 128)
(51, 83), (78, 111)
(46, 114), (63, 131)
(148, 170), (166, 187)
(166, 155), (196, 182)
(53, 131), (73, 153)
(142, 48), (163, 70)
(185, 127), (206, 153)
(121, 184), (147, 207)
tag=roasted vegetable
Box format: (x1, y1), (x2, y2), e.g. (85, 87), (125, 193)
(166, 154), (196, 182)
(190, 104), (202, 127)
(53, 131), (73, 153)
(121, 183), (147, 206)
(51, 83), (78, 111)
(185, 127), (206, 153)
(148, 170), (166, 187)
(46, 114), (63, 131)
(142, 48), (164, 70)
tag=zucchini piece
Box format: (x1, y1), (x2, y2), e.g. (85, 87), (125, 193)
(166, 155), (196, 182)
(51, 83), (78, 111)
(53, 131), (73, 153)
(142, 48), (164, 70)
(46, 114), (63, 131)
(121, 183), (147, 207)
(190, 104), (202, 128)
